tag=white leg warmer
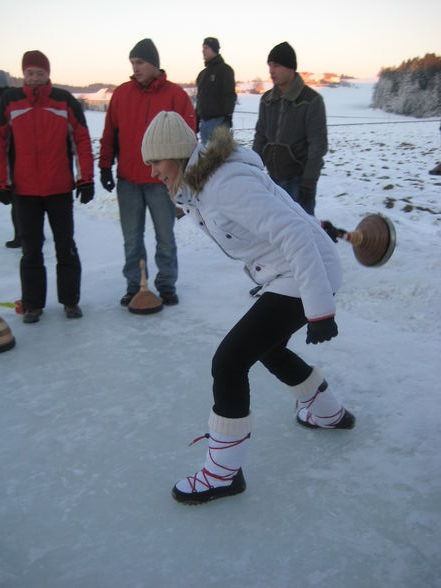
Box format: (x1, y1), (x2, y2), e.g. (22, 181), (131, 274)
(291, 368), (344, 428)
(175, 410), (251, 494)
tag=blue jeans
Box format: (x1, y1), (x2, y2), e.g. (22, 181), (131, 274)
(199, 117), (227, 145)
(117, 179), (177, 294)
(273, 176), (315, 215)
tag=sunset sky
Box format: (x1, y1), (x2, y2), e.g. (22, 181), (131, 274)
(2, 0), (440, 86)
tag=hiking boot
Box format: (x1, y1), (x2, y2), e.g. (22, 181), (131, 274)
(64, 305), (83, 319)
(296, 407), (356, 429)
(120, 292), (136, 307)
(160, 292), (179, 306)
(5, 237), (22, 248)
(23, 309), (43, 324)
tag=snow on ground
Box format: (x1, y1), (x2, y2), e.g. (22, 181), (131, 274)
(0, 84), (440, 588)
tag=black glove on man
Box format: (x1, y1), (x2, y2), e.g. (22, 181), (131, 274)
(306, 317), (338, 344)
(76, 183), (95, 204)
(100, 168), (115, 192)
(0, 190), (12, 205)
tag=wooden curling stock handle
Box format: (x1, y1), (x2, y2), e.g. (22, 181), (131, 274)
(345, 230), (364, 246)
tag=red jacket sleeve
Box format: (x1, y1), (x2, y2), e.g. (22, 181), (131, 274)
(0, 99), (11, 190)
(99, 92), (118, 170)
(173, 87), (197, 132)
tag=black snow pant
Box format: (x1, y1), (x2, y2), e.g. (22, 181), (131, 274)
(11, 198), (21, 241)
(15, 193), (81, 311)
(212, 292), (313, 418)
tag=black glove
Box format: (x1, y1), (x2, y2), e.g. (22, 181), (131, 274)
(0, 189), (12, 205)
(224, 114), (233, 128)
(76, 183), (95, 204)
(306, 317), (338, 344)
(100, 168), (115, 192)
(321, 220), (347, 243)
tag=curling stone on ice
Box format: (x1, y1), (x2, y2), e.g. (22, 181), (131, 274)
(128, 259), (163, 315)
(322, 213), (396, 267)
(0, 316), (16, 352)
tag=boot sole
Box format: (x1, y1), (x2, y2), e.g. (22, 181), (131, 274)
(296, 409), (356, 430)
(171, 469), (246, 505)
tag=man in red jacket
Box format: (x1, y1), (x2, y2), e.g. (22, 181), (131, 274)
(99, 39), (196, 307)
(0, 51), (94, 324)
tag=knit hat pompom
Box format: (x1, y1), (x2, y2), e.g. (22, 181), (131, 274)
(267, 42), (297, 71)
(129, 39), (160, 68)
(22, 50), (50, 74)
(142, 111), (198, 163)
(203, 37), (220, 54)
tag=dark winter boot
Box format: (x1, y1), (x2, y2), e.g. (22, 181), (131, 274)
(429, 162), (441, 176)
(64, 305), (83, 319)
(172, 410), (251, 504)
(120, 292), (136, 307)
(23, 309), (43, 324)
(291, 368), (355, 429)
(5, 237), (22, 248)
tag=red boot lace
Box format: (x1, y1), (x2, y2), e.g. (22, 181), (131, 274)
(186, 432), (250, 491)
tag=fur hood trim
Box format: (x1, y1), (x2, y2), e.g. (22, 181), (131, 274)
(184, 127), (237, 194)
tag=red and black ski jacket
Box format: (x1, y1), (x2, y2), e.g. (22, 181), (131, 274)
(99, 72), (196, 184)
(0, 82), (93, 196)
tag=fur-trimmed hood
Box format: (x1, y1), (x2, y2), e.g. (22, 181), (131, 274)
(183, 126), (264, 195)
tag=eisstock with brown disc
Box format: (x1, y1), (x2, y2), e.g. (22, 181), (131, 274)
(321, 213), (396, 267)
(128, 259), (163, 315)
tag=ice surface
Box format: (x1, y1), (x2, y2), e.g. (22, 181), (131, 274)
(1, 84), (440, 588)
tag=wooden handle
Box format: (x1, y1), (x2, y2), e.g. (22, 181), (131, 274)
(139, 259), (148, 292)
(345, 230), (364, 246)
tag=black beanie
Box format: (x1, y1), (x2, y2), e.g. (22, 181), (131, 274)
(267, 42), (297, 70)
(203, 37), (220, 53)
(129, 39), (160, 68)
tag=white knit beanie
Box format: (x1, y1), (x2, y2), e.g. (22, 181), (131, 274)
(141, 111), (198, 163)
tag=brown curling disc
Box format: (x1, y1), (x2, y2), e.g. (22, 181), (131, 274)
(352, 214), (396, 267)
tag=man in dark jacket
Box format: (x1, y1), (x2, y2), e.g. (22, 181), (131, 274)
(196, 37), (236, 144)
(0, 51), (94, 323)
(0, 70), (21, 248)
(253, 42), (327, 215)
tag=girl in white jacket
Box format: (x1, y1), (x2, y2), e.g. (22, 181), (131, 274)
(142, 111), (355, 505)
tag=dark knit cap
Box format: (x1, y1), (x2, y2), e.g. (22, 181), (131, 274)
(203, 37), (220, 53)
(267, 42), (297, 70)
(22, 50), (50, 74)
(129, 39), (160, 68)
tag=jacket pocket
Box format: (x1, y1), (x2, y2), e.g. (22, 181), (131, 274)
(263, 143), (304, 180)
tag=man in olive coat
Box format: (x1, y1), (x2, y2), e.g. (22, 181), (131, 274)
(253, 42), (327, 215)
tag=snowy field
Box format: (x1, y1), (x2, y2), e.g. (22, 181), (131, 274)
(1, 83), (440, 588)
